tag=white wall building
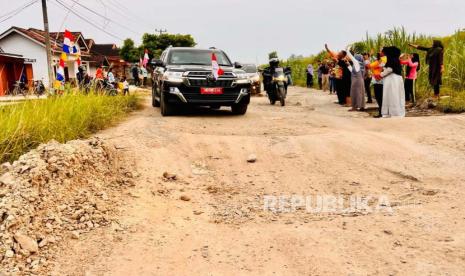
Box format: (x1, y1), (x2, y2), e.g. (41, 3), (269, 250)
(0, 27), (93, 87)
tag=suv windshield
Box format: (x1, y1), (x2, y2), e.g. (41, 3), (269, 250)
(242, 64), (257, 74)
(167, 49), (232, 66)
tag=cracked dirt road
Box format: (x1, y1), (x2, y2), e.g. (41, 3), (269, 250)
(52, 87), (465, 275)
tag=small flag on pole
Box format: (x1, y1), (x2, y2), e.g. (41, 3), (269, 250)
(211, 53), (224, 80)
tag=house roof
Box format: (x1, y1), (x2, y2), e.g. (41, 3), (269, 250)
(0, 27), (127, 66)
(89, 43), (119, 57)
(0, 27), (90, 53)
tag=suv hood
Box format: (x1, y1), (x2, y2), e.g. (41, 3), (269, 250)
(166, 64), (238, 73)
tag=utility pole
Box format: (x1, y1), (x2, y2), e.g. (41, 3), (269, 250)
(41, 0), (54, 90)
(155, 28), (167, 36)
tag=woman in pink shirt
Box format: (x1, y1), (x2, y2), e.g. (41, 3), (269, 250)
(400, 53), (420, 103)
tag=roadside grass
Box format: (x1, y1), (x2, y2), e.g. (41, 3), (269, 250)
(437, 90), (465, 113)
(0, 92), (142, 163)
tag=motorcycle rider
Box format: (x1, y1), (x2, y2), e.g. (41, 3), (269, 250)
(262, 58), (280, 93)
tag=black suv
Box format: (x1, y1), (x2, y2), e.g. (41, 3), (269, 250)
(151, 47), (251, 116)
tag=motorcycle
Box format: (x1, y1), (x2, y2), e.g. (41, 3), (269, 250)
(97, 79), (118, 96)
(33, 80), (46, 97)
(263, 67), (291, 106)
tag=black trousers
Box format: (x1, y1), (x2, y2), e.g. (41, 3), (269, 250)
(336, 79), (350, 105)
(307, 73), (314, 87)
(364, 78), (372, 102)
(405, 79), (414, 102)
(318, 77), (322, 89)
(434, 84), (440, 96)
(374, 84), (383, 115)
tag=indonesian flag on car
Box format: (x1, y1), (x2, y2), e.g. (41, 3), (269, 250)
(63, 30), (78, 54)
(212, 53), (224, 80)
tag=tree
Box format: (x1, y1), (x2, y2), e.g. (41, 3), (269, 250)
(141, 33), (196, 59)
(119, 39), (141, 63)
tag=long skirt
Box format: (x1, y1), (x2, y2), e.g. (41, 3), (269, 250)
(382, 74), (405, 117)
(350, 72), (365, 109)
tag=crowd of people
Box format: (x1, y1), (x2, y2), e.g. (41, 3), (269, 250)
(75, 63), (151, 95)
(306, 40), (444, 118)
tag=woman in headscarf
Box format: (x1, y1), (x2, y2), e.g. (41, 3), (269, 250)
(409, 40), (444, 97)
(376, 46), (405, 117)
(346, 46), (366, 111)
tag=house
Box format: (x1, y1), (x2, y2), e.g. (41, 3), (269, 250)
(85, 39), (129, 78)
(0, 27), (93, 87)
(0, 49), (34, 96)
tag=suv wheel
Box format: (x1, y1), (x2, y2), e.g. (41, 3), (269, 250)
(231, 103), (248, 115)
(152, 89), (160, 107)
(161, 91), (176, 116)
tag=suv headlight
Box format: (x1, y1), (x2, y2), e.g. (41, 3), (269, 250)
(235, 72), (250, 84)
(163, 71), (184, 83)
(251, 74), (260, 82)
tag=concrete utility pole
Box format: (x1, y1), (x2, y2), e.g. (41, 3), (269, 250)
(41, 0), (54, 90)
(155, 28), (167, 36)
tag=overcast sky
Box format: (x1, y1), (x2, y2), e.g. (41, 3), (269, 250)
(1, 0), (465, 64)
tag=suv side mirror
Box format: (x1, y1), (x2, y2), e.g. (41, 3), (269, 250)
(151, 59), (165, 67)
(234, 62), (242, 69)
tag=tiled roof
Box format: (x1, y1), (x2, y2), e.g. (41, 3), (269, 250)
(4, 27), (89, 54)
(89, 43), (119, 57)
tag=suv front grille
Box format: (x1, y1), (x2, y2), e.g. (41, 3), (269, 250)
(186, 71), (235, 88)
(182, 91), (240, 103)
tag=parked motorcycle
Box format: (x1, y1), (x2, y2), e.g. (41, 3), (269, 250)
(97, 79), (118, 96)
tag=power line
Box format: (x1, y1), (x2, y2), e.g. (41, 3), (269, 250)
(0, 0), (38, 24)
(107, 0), (160, 32)
(54, 0), (124, 41)
(65, 0), (142, 36)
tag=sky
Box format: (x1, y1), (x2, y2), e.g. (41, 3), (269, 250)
(1, 0), (465, 64)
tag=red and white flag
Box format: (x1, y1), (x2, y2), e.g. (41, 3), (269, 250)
(142, 49), (149, 68)
(211, 53), (224, 79)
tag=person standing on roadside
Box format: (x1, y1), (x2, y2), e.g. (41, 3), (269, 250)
(367, 52), (387, 117)
(317, 62), (323, 90)
(409, 40), (444, 97)
(325, 44), (351, 106)
(306, 64), (314, 88)
(132, 64), (140, 87)
(321, 62), (330, 92)
(400, 53), (420, 104)
(378, 46), (405, 117)
(346, 47), (366, 111)
(329, 62), (336, 94)
(363, 53), (373, 103)
(122, 77), (130, 95)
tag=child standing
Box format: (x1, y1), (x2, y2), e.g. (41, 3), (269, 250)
(400, 53), (420, 104)
(122, 77), (129, 95)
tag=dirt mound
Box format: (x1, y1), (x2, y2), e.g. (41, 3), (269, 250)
(0, 138), (135, 275)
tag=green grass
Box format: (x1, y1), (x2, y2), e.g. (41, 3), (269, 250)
(0, 92), (141, 163)
(437, 90), (465, 113)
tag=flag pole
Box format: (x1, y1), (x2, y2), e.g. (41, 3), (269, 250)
(41, 0), (54, 92)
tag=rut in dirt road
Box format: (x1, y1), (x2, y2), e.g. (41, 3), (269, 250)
(52, 87), (465, 276)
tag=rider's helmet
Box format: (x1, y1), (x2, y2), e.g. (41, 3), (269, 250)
(269, 58), (279, 68)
